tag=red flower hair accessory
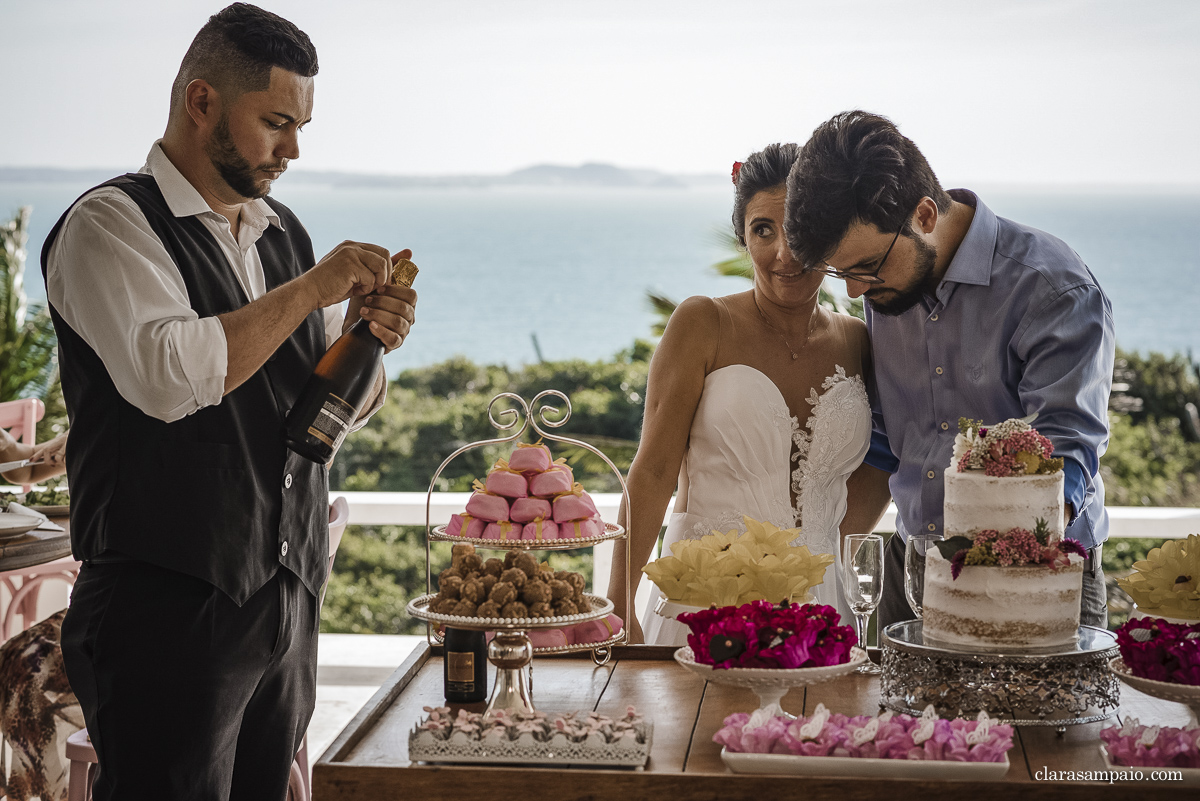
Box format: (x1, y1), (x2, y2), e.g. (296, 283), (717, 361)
(731, 161), (743, 185)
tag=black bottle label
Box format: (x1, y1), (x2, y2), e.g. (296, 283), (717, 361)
(446, 651), (476, 692)
(307, 394), (355, 450)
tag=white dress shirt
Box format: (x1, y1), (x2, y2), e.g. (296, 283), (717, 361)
(46, 142), (347, 424)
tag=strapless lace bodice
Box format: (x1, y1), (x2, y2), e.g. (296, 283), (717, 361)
(643, 364), (872, 645)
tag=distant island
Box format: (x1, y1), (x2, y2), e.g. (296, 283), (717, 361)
(0, 162), (726, 190)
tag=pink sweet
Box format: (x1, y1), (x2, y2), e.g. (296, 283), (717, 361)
(558, 516), (603, 541)
(510, 497), (552, 523)
(552, 488), (599, 523)
(520, 518), (559, 541)
(482, 521), (520, 541)
(446, 513), (486, 539)
(571, 614), (624, 644)
(484, 469), (528, 499)
(528, 628), (572, 649)
(529, 464), (573, 497)
(509, 443), (553, 474)
(465, 491), (510, 522)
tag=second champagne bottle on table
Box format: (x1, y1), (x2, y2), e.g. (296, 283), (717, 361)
(285, 258), (418, 463)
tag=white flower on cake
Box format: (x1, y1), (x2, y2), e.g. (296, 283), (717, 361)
(641, 515), (833, 607)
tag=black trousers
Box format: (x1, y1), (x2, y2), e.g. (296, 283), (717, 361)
(61, 561), (318, 801)
(876, 533), (1109, 636)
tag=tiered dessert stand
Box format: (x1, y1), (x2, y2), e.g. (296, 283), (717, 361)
(880, 621), (1120, 730)
(406, 390), (630, 719)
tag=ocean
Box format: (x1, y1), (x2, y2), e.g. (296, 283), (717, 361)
(2, 179), (1197, 374)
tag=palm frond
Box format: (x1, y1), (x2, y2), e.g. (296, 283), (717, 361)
(645, 291), (678, 336)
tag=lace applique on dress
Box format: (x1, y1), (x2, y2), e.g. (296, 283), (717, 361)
(789, 366), (868, 546)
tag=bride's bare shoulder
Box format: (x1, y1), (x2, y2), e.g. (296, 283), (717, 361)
(658, 295), (721, 364)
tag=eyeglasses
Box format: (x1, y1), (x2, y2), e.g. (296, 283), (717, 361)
(805, 219), (905, 285)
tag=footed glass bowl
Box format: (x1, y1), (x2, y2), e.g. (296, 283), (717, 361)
(674, 645), (868, 720)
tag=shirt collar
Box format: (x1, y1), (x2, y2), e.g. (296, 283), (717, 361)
(142, 140), (284, 231)
(938, 188), (995, 290)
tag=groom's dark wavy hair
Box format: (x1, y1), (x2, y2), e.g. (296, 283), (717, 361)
(732, 142), (801, 246)
(784, 111), (951, 269)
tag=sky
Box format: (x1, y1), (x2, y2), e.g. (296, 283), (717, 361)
(3, 0), (1199, 186)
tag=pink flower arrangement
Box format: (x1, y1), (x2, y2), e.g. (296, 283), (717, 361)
(944, 524), (1087, 580)
(713, 705), (1014, 762)
(1101, 718), (1200, 769)
(1116, 617), (1200, 686)
(678, 601), (857, 670)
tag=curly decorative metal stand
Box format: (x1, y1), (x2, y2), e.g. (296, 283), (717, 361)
(415, 390), (631, 716)
(880, 621), (1120, 728)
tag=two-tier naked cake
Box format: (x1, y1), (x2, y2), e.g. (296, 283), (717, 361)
(921, 417), (1087, 651)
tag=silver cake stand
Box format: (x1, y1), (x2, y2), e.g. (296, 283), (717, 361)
(880, 620), (1120, 729)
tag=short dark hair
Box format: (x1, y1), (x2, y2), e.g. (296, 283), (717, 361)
(732, 143), (800, 246)
(785, 110), (951, 269)
(170, 3), (318, 114)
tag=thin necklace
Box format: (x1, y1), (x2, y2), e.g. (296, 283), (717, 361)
(754, 295), (810, 361)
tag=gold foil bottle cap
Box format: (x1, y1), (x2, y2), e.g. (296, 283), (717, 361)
(392, 258), (419, 288)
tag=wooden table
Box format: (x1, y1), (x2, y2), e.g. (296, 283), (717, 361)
(313, 643), (1196, 800)
(0, 516), (76, 639)
(0, 515), (72, 573)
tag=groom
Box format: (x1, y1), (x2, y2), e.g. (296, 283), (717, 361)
(784, 110), (1114, 632)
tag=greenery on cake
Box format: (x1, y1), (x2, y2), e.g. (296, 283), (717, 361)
(1115, 534), (1200, 620)
(935, 520), (1088, 580)
(954, 416), (1064, 477)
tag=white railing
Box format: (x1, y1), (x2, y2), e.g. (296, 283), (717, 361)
(333, 491), (1200, 600)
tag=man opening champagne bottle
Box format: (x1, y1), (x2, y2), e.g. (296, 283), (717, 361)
(44, 5), (416, 799)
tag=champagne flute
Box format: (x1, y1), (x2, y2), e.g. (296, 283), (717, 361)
(841, 534), (884, 674)
(903, 533), (942, 621)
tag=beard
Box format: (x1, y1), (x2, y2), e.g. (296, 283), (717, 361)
(864, 234), (939, 317)
(205, 115), (282, 200)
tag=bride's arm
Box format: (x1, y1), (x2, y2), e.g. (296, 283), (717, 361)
(609, 297), (717, 641)
(841, 462), (892, 539)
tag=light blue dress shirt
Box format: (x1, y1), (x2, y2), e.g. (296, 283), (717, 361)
(863, 189), (1115, 550)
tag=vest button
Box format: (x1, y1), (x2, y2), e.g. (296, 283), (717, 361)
(927, 523), (936, 531)
(284, 473), (293, 489)
(927, 470), (935, 479)
(281, 541), (289, 557)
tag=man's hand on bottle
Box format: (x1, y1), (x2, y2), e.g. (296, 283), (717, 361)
(352, 251), (418, 354)
(306, 240), (393, 307)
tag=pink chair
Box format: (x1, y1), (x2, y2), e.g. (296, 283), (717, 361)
(67, 497), (353, 801)
(0, 397), (46, 493)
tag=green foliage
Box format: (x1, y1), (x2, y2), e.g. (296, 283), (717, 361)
(0, 207), (65, 439)
(1112, 348), (1200, 440)
(332, 346), (651, 494)
(1101, 413), (1200, 507)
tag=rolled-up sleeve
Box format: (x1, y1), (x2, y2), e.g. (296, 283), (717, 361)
(46, 190), (228, 422)
(1014, 283), (1115, 519)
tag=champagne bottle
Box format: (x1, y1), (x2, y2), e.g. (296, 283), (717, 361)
(285, 258), (418, 463)
(443, 627), (488, 703)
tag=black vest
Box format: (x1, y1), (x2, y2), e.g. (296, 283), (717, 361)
(42, 174), (329, 604)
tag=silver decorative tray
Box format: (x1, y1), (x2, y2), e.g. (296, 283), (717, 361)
(881, 620), (1120, 728)
(409, 725), (652, 768)
(429, 520), (625, 551)
(407, 592), (615, 631)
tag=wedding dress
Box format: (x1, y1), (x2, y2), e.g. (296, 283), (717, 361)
(641, 363), (873, 645)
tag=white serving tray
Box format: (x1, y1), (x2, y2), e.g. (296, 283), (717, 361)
(720, 748), (1011, 780)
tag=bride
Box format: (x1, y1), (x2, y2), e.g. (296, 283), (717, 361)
(609, 143), (892, 644)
